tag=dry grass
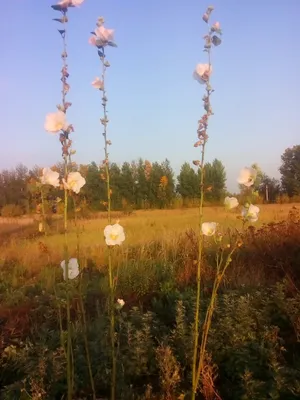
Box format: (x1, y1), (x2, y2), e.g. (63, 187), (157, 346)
(0, 203), (296, 274)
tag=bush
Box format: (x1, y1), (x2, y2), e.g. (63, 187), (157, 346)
(1, 204), (24, 217)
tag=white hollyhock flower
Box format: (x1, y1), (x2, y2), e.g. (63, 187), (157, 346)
(193, 63), (212, 84)
(71, 0), (84, 5)
(224, 196), (239, 210)
(63, 172), (86, 194)
(95, 25), (114, 43)
(58, 0), (84, 7)
(60, 258), (80, 280)
(104, 223), (125, 246)
(89, 25), (115, 47)
(242, 204), (260, 222)
(40, 167), (60, 188)
(117, 299), (125, 309)
(92, 77), (104, 90)
(44, 111), (68, 134)
(201, 222), (217, 236)
(237, 167), (257, 187)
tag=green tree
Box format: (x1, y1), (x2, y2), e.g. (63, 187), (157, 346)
(135, 159), (151, 209)
(177, 162), (200, 206)
(119, 162), (136, 207)
(258, 174), (281, 203)
(82, 162), (106, 210)
(203, 159), (226, 202)
(279, 145), (300, 197)
(110, 163), (122, 209)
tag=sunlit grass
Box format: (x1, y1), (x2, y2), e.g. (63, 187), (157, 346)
(0, 203), (295, 273)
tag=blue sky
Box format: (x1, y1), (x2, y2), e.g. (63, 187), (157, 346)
(0, 0), (299, 191)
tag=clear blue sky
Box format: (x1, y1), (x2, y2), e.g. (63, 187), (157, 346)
(0, 0), (299, 191)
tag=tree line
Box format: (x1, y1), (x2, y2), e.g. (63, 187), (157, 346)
(0, 145), (299, 215)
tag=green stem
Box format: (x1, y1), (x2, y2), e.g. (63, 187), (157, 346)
(61, 10), (72, 399)
(73, 196), (96, 399)
(195, 246), (236, 386)
(191, 28), (212, 399)
(64, 191), (72, 400)
(79, 280), (96, 399)
(41, 186), (47, 236)
(101, 48), (116, 400)
(191, 142), (206, 398)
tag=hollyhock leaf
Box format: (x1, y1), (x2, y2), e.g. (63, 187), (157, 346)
(98, 50), (104, 57)
(212, 35), (222, 46)
(58, 29), (66, 35)
(51, 5), (67, 11)
(108, 41), (117, 47)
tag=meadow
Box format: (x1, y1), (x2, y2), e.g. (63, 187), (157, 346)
(0, 203), (294, 271)
(1, 1), (300, 399)
(1, 204), (300, 399)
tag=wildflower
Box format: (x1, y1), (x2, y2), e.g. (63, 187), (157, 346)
(44, 111), (68, 133)
(89, 25), (115, 47)
(63, 172), (86, 194)
(116, 298), (125, 309)
(92, 77), (104, 90)
(212, 22), (220, 30)
(60, 258), (80, 280)
(104, 223), (125, 246)
(201, 222), (217, 236)
(224, 196), (239, 210)
(242, 204), (260, 222)
(193, 64), (212, 84)
(57, 0), (84, 7)
(237, 167), (257, 187)
(40, 167), (60, 187)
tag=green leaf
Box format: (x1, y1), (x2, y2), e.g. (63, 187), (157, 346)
(212, 35), (222, 46)
(51, 4), (67, 11)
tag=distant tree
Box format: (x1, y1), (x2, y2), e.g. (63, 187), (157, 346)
(135, 159), (150, 209)
(258, 174), (281, 203)
(160, 159), (175, 207)
(110, 163), (122, 209)
(81, 162), (106, 210)
(0, 164), (29, 211)
(203, 159), (226, 202)
(177, 162), (200, 206)
(279, 145), (300, 197)
(119, 162), (136, 207)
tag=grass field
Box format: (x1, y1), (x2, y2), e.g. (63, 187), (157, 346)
(1, 203), (300, 399)
(0, 203), (294, 271)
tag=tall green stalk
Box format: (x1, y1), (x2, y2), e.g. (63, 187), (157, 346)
(191, 6), (222, 398)
(73, 196), (96, 399)
(100, 48), (116, 400)
(191, 142), (206, 395)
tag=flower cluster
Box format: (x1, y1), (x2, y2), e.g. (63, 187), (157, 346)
(89, 17), (126, 247)
(43, 1), (86, 196)
(44, 2), (77, 159)
(89, 18), (116, 48)
(202, 166), (260, 237)
(192, 6), (222, 168)
(39, 166), (86, 195)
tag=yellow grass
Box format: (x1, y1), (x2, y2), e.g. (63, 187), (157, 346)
(0, 203), (297, 272)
